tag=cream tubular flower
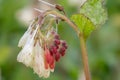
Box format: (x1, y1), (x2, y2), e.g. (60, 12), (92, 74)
(18, 19), (35, 48)
(17, 24), (39, 67)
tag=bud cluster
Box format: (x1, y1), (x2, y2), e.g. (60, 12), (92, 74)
(49, 31), (67, 62)
(43, 30), (67, 70)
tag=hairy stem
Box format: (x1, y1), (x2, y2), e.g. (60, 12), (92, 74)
(41, 10), (91, 80)
(80, 35), (91, 80)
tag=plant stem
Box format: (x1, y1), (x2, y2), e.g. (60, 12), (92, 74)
(41, 10), (91, 80)
(80, 35), (91, 80)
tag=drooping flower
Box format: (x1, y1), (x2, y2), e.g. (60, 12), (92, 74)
(32, 42), (51, 78)
(17, 23), (39, 67)
(17, 11), (68, 78)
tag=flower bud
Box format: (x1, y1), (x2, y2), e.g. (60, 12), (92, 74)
(55, 52), (60, 61)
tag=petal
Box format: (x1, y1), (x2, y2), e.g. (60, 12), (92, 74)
(18, 31), (30, 47)
(17, 41), (34, 67)
(18, 20), (35, 47)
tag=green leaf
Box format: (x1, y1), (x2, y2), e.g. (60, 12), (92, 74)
(80, 0), (107, 26)
(0, 46), (12, 65)
(71, 14), (95, 40)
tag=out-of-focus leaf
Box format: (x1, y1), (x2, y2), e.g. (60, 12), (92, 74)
(80, 0), (107, 26)
(12, 66), (34, 80)
(71, 14), (95, 40)
(0, 46), (11, 65)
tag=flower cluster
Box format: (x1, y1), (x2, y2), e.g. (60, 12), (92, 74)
(17, 14), (67, 78)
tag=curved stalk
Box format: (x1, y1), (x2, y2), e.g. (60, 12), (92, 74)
(42, 10), (80, 36)
(40, 10), (91, 80)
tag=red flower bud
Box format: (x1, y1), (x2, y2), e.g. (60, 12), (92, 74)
(54, 34), (60, 39)
(54, 39), (60, 45)
(55, 53), (60, 61)
(60, 52), (65, 56)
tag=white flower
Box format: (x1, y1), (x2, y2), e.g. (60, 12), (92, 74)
(17, 24), (39, 67)
(18, 20), (35, 48)
(17, 22), (54, 78)
(32, 42), (51, 78)
(17, 40), (34, 67)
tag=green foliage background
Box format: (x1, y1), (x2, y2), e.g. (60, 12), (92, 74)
(0, 0), (120, 80)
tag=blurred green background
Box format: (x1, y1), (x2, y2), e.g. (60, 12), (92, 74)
(0, 0), (120, 80)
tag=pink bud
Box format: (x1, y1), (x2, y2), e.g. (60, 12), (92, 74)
(64, 45), (68, 49)
(54, 39), (60, 45)
(44, 50), (51, 64)
(61, 52), (65, 56)
(53, 46), (57, 54)
(49, 57), (55, 69)
(55, 44), (59, 49)
(59, 47), (65, 53)
(49, 56), (54, 65)
(44, 47), (55, 69)
(55, 53), (60, 61)
(54, 34), (60, 39)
